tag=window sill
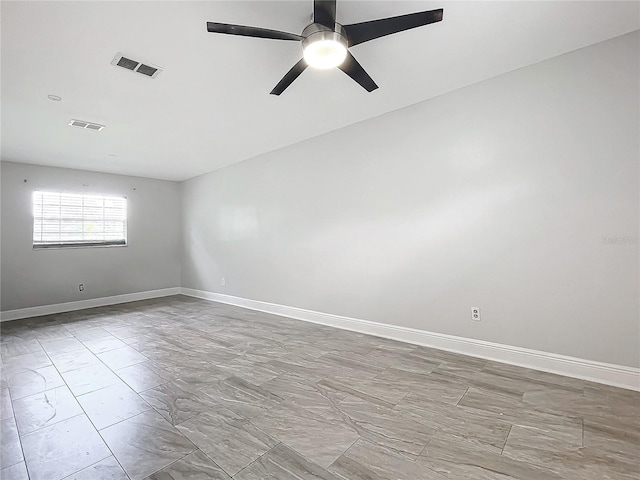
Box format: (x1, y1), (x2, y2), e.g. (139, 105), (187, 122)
(33, 243), (127, 250)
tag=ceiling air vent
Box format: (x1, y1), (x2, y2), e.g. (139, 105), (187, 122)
(69, 120), (105, 131)
(111, 53), (162, 79)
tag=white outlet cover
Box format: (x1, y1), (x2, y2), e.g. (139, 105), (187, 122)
(471, 307), (481, 321)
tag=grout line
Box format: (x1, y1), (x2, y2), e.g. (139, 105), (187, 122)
(335, 435), (361, 461)
(3, 389), (29, 478)
(455, 387), (470, 406)
(500, 424), (513, 455)
(232, 442), (282, 477)
(416, 431), (437, 459)
(199, 448), (240, 478)
(58, 453), (126, 480)
(142, 449), (197, 478)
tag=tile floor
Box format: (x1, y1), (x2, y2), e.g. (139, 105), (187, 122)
(0, 295), (638, 479)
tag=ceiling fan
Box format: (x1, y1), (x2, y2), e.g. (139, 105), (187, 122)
(206, 0), (443, 95)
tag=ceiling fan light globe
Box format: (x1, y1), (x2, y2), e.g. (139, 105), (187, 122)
(303, 39), (347, 69)
(301, 27), (349, 69)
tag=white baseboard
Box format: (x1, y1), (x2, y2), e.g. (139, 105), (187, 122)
(181, 288), (640, 392)
(0, 287), (181, 322)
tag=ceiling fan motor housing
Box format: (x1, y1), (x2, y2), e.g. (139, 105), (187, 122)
(301, 23), (348, 69)
(302, 22), (348, 48)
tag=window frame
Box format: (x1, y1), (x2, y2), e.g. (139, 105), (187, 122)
(32, 190), (128, 250)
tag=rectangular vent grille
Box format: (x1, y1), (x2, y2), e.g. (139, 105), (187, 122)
(116, 56), (139, 70)
(111, 53), (162, 79)
(69, 120), (105, 131)
(136, 64), (158, 77)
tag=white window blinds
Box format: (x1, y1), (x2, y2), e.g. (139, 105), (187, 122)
(33, 191), (127, 248)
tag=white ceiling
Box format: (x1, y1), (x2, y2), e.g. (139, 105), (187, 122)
(2, 1), (638, 181)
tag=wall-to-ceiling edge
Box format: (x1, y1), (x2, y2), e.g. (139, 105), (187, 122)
(181, 288), (640, 392)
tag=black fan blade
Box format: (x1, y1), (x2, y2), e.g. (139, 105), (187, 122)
(207, 22), (303, 41)
(338, 52), (378, 92)
(314, 0), (337, 28)
(343, 8), (443, 46)
(270, 59), (308, 95)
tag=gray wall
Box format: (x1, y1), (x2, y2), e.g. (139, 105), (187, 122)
(181, 31), (639, 367)
(1, 162), (181, 310)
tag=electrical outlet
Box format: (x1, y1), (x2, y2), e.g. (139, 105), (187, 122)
(79, 283), (84, 292)
(221, 277), (226, 286)
(471, 307), (481, 321)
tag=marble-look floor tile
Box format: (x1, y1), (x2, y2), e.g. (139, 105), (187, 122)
(262, 374), (346, 419)
(502, 424), (640, 480)
(199, 376), (282, 419)
(50, 348), (101, 373)
(102, 325), (150, 340)
(235, 443), (340, 480)
(1, 417), (23, 469)
(61, 363), (123, 396)
(583, 417), (640, 460)
(328, 374), (410, 405)
(364, 348), (440, 374)
(331, 396), (436, 459)
(97, 346), (149, 370)
(77, 382), (151, 429)
(32, 326), (74, 343)
(176, 405), (277, 475)
(1, 387), (13, 420)
(524, 386), (640, 429)
(251, 403), (360, 468)
(502, 423), (579, 464)
(145, 450), (231, 479)
(70, 327), (112, 342)
(2, 351), (52, 371)
(329, 439), (447, 480)
(583, 383), (640, 414)
(156, 362), (232, 387)
(100, 410), (196, 480)
(82, 336), (128, 354)
(366, 336), (417, 354)
(0, 368), (8, 391)
(483, 362), (586, 393)
(66, 456), (128, 480)
(393, 374), (469, 408)
(431, 365), (525, 399)
(0, 461), (29, 480)
(217, 359), (280, 385)
(12, 385), (83, 435)
(263, 356), (326, 383)
(316, 352), (385, 380)
(395, 397), (511, 453)
(115, 362), (171, 393)
(5, 365), (65, 400)
(140, 379), (218, 425)
(458, 387), (583, 445)
(40, 337), (85, 356)
(418, 435), (563, 479)
(411, 347), (486, 370)
(372, 367), (439, 396)
(1, 339), (44, 361)
(316, 379), (395, 409)
(20, 414), (110, 480)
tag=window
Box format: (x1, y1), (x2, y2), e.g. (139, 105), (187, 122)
(33, 191), (127, 249)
